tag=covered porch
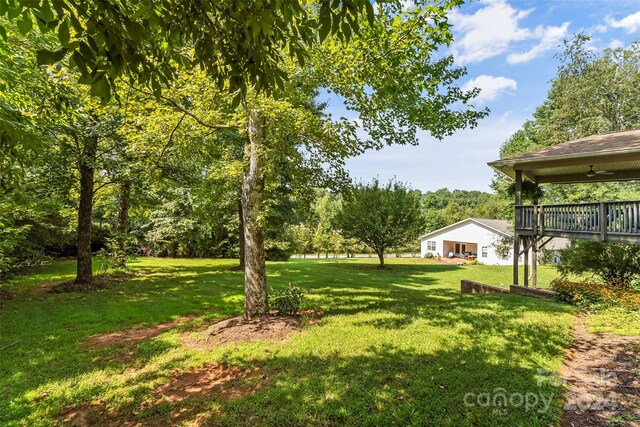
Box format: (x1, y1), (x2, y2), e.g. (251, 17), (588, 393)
(489, 129), (640, 288)
(443, 240), (478, 259)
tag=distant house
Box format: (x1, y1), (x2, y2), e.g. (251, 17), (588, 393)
(419, 218), (568, 266)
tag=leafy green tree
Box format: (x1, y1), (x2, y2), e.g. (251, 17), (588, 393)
(336, 179), (424, 267)
(1, 1), (376, 101)
(558, 241), (640, 289)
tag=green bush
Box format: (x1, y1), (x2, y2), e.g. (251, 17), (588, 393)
(270, 283), (304, 315)
(557, 241), (640, 289)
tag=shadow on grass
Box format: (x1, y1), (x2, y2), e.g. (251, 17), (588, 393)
(0, 258), (574, 426)
(134, 342), (567, 427)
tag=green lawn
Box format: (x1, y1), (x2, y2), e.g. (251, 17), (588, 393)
(1, 258), (578, 426)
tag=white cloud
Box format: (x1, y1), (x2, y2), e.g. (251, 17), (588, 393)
(450, 0), (532, 64)
(462, 75), (517, 104)
(608, 39), (624, 49)
(450, 0), (570, 65)
(606, 11), (640, 33)
(507, 22), (569, 64)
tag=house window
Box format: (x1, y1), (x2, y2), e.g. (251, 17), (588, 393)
(481, 246), (488, 258)
(426, 241), (436, 251)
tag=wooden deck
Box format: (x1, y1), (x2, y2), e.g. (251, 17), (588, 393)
(516, 201), (640, 244)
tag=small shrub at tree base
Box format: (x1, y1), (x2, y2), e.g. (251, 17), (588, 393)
(270, 283), (304, 315)
(550, 279), (640, 310)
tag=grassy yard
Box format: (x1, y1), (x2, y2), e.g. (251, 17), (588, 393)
(0, 258), (580, 426)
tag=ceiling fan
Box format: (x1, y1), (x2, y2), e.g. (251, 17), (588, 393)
(586, 165), (613, 178)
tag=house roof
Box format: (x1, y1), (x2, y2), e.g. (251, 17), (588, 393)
(420, 218), (511, 240)
(488, 129), (640, 184)
(544, 237), (570, 251)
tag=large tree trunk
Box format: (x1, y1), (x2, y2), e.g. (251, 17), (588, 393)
(76, 136), (98, 285)
(377, 251), (385, 268)
(242, 110), (268, 319)
(238, 200), (245, 268)
(116, 180), (131, 268)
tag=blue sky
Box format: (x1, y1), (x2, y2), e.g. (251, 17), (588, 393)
(322, 0), (640, 193)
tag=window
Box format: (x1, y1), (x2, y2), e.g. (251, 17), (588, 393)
(481, 246), (488, 258)
(426, 241), (436, 251)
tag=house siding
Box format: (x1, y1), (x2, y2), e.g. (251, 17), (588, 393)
(420, 221), (514, 266)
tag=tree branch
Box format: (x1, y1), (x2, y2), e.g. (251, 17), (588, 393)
(93, 180), (115, 195)
(124, 81), (237, 130)
(158, 112), (187, 162)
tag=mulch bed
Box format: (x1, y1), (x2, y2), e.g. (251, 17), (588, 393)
(562, 315), (640, 427)
(38, 270), (152, 295)
(182, 310), (323, 349)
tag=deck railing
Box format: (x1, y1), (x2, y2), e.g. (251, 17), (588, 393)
(516, 201), (640, 244)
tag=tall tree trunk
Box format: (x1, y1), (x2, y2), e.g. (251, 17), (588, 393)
(242, 110), (268, 319)
(238, 200), (245, 268)
(76, 136), (98, 285)
(116, 180), (131, 267)
(377, 251), (385, 268)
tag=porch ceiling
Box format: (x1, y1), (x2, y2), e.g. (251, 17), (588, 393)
(488, 129), (640, 184)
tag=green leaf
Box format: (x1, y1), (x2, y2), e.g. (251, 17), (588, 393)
(16, 11), (32, 34)
(365, 1), (375, 27)
(35, 48), (67, 65)
(0, 25), (6, 42)
(57, 18), (70, 45)
(90, 74), (110, 100)
(35, 0), (55, 23)
(231, 91), (242, 109)
(151, 78), (161, 98)
(319, 15), (331, 42)
(341, 21), (351, 42)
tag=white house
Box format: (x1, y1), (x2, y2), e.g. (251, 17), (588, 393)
(419, 218), (568, 266)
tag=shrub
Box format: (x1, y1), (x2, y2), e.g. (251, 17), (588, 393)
(424, 252), (435, 259)
(550, 279), (640, 310)
(270, 283), (304, 315)
(557, 241), (640, 289)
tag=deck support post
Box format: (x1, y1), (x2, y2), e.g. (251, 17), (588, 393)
(513, 170), (522, 285)
(523, 236), (529, 288)
(531, 238), (537, 288)
(599, 202), (608, 242)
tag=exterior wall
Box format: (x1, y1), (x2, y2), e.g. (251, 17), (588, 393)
(420, 221), (515, 266)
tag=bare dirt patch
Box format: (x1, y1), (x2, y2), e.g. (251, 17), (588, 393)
(84, 315), (197, 350)
(562, 315), (640, 427)
(182, 310), (323, 349)
(39, 270), (152, 296)
(157, 363), (268, 403)
(0, 285), (13, 303)
(58, 364), (269, 426)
